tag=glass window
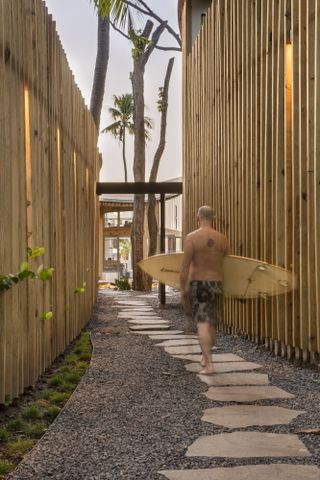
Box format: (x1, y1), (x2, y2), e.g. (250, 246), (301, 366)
(119, 211), (133, 227)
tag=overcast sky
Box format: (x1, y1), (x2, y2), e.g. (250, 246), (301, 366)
(44, 0), (182, 182)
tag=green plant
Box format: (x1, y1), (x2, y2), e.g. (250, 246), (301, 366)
(46, 405), (61, 419)
(113, 275), (131, 291)
(129, 28), (151, 59)
(24, 422), (47, 439)
(6, 418), (27, 432)
(0, 460), (14, 475)
(0, 428), (9, 442)
(0, 247), (54, 322)
(48, 392), (71, 406)
(22, 404), (42, 420)
(74, 282), (86, 294)
(6, 438), (35, 456)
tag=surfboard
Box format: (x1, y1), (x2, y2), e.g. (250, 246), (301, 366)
(138, 253), (296, 299)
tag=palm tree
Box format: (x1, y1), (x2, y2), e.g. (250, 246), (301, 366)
(90, 0), (133, 130)
(101, 93), (152, 182)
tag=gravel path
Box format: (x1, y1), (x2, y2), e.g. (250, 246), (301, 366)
(8, 290), (320, 479)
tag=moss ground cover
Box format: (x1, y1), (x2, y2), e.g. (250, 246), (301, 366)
(0, 332), (92, 478)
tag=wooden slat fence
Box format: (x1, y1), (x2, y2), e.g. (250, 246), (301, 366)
(0, 0), (100, 403)
(182, 0), (320, 361)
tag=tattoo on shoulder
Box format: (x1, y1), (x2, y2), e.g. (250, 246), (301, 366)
(208, 238), (215, 248)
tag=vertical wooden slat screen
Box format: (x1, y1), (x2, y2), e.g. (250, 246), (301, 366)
(182, 0), (320, 361)
(0, 0), (100, 403)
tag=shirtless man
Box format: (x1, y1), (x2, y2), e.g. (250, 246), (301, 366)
(180, 206), (230, 374)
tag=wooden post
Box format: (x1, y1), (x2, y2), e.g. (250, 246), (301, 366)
(159, 193), (166, 305)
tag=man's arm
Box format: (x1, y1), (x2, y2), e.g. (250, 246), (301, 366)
(180, 235), (194, 304)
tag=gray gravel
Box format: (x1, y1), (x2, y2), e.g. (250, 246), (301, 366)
(8, 290), (320, 480)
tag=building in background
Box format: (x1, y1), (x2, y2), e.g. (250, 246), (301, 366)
(99, 182), (182, 282)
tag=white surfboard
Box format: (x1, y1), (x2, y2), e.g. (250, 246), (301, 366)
(138, 253), (296, 299)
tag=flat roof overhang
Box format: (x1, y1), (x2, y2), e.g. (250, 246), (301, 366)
(96, 182), (183, 196)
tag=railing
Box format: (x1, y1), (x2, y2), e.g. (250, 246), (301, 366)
(182, 0), (320, 361)
(0, 0), (100, 403)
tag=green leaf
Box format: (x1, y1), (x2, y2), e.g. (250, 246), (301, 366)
(8, 274), (19, 284)
(38, 267), (54, 282)
(74, 288), (85, 294)
(41, 311), (53, 321)
(20, 262), (30, 272)
(27, 247), (45, 259)
(18, 270), (35, 281)
(36, 264), (44, 276)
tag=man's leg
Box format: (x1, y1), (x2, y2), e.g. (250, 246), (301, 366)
(198, 322), (215, 374)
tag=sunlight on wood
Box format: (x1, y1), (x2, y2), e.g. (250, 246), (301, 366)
(24, 85), (32, 241)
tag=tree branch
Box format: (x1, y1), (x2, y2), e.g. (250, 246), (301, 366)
(136, 0), (181, 47)
(149, 57), (175, 182)
(111, 22), (181, 52)
(142, 21), (167, 66)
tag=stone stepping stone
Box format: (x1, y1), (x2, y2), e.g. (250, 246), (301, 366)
(155, 339), (200, 347)
(185, 362), (262, 374)
(202, 405), (305, 428)
(159, 465), (320, 480)
(149, 335), (198, 340)
(129, 324), (170, 331)
(205, 385), (294, 402)
(116, 301), (148, 305)
(165, 345), (203, 354)
(118, 312), (159, 317)
(128, 319), (169, 325)
(173, 352), (244, 362)
(122, 315), (163, 319)
(197, 372), (269, 386)
(118, 308), (154, 315)
(186, 432), (310, 458)
(137, 330), (183, 336)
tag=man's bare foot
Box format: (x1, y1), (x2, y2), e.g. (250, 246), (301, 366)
(201, 356), (207, 367)
(200, 365), (215, 375)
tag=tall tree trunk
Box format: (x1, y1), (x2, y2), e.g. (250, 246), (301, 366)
(145, 57), (175, 290)
(131, 20), (167, 291)
(90, 15), (110, 131)
(131, 58), (147, 290)
(122, 129), (128, 182)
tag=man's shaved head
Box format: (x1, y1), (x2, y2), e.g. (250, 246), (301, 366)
(197, 205), (215, 222)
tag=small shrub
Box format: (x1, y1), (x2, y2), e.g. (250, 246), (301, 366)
(0, 460), (14, 475)
(0, 428), (9, 442)
(63, 371), (81, 384)
(48, 374), (65, 388)
(48, 391), (71, 406)
(6, 418), (27, 432)
(46, 405), (61, 419)
(24, 422), (47, 439)
(22, 404), (42, 420)
(60, 365), (72, 374)
(65, 353), (78, 365)
(76, 361), (89, 370)
(73, 345), (85, 355)
(6, 438), (35, 456)
(113, 275), (131, 290)
(78, 351), (91, 361)
(40, 389), (54, 400)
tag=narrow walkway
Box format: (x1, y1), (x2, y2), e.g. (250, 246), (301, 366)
(8, 291), (320, 479)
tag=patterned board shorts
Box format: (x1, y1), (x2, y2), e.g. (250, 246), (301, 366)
(190, 280), (224, 327)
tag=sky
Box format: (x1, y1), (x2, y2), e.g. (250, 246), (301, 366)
(44, 0), (182, 183)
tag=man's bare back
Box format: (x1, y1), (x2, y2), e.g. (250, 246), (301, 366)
(187, 227), (229, 282)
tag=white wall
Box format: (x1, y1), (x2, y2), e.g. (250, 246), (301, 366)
(190, 0), (212, 47)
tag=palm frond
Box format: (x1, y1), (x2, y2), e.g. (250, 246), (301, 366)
(92, 0), (140, 29)
(101, 120), (122, 137)
(144, 116), (153, 130)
